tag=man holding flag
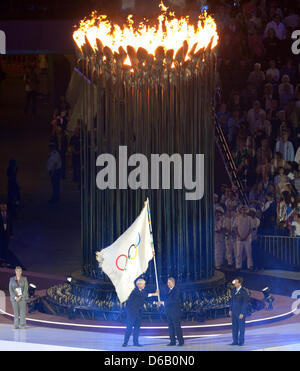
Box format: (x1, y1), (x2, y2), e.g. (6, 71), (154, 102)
(96, 199), (161, 346)
(158, 277), (184, 346)
(122, 279), (159, 347)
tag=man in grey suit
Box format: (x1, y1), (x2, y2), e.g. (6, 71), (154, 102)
(9, 266), (28, 329)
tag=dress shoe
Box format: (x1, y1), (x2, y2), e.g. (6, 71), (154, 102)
(238, 343), (244, 346)
(122, 343), (127, 347)
(167, 343), (176, 346)
(177, 343), (184, 347)
(133, 343), (143, 347)
(229, 343), (238, 346)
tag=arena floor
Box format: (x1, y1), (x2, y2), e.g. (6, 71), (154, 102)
(0, 320), (300, 351)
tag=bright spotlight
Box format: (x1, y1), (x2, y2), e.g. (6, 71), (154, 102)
(262, 287), (275, 310)
(28, 284), (36, 298)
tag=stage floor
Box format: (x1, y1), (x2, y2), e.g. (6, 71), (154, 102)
(1, 268), (299, 351)
(0, 319), (300, 351)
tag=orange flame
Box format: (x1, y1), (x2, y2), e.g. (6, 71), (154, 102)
(73, 1), (218, 65)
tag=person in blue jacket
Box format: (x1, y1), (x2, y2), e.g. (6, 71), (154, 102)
(159, 277), (184, 346)
(229, 277), (249, 346)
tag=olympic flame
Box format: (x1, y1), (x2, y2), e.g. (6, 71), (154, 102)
(73, 1), (218, 66)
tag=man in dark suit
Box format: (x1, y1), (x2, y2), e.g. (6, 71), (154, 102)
(229, 277), (249, 346)
(122, 279), (158, 347)
(0, 203), (12, 260)
(159, 277), (184, 346)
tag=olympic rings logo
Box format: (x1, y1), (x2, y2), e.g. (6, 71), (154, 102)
(116, 233), (141, 271)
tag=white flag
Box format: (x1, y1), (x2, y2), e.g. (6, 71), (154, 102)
(96, 201), (154, 303)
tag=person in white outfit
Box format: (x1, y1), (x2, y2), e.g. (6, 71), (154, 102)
(233, 205), (254, 270)
(223, 208), (236, 267)
(248, 208), (261, 269)
(225, 189), (240, 213)
(215, 206), (225, 269)
(263, 14), (286, 40)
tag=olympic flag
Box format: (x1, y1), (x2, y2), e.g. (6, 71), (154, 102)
(96, 200), (154, 303)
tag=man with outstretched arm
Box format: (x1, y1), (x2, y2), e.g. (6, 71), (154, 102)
(158, 277), (184, 346)
(122, 278), (159, 347)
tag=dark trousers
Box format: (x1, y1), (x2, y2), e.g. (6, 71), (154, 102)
(167, 316), (184, 345)
(123, 316), (141, 345)
(50, 169), (61, 202)
(232, 312), (246, 345)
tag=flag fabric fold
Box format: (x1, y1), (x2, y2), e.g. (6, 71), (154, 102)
(96, 201), (154, 303)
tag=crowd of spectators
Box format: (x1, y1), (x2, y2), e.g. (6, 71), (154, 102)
(215, 0), (300, 241)
(47, 97), (81, 203)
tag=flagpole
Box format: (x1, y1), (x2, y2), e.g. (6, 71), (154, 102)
(145, 198), (161, 302)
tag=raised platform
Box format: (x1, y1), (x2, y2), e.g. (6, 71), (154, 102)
(43, 269), (228, 322)
(0, 268), (298, 337)
(0, 290), (296, 336)
(70, 269), (226, 291)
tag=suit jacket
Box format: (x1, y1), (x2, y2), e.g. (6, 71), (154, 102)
(9, 276), (29, 302)
(125, 288), (148, 320)
(229, 287), (249, 316)
(164, 286), (182, 320)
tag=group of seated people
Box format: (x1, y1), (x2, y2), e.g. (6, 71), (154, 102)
(216, 0), (300, 239)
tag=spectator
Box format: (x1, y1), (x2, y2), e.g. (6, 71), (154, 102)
(283, 9), (300, 29)
(233, 205), (254, 271)
(266, 60), (280, 83)
(215, 0), (300, 241)
(51, 126), (68, 180)
(247, 100), (266, 135)
(263, 28), (281, 63)
(227, 110), (243, 145)
(256, 137), (272, 164)
(278, 75), (295, 109)
(47, 143), (62, 204)
(281, 58), (297, 84)
(24, 66), (38, 115)
(277, 190), (294, 224)
(217, 103), (230, 136)
(291, 213), (300, 236)
(260, 192), (277, 234)
(237, 155), (256, 189)
(263, 13), (286, 41)
(275, 130), (295, 161)
(248, 63), (265, 91)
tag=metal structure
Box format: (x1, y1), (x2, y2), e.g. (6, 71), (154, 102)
(258, 235), (300, 270)
(77, 39), (217, 285)
(215, 119), (249, 205)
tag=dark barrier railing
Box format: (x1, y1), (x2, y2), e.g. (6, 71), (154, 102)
(258, 235), (300, 269)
